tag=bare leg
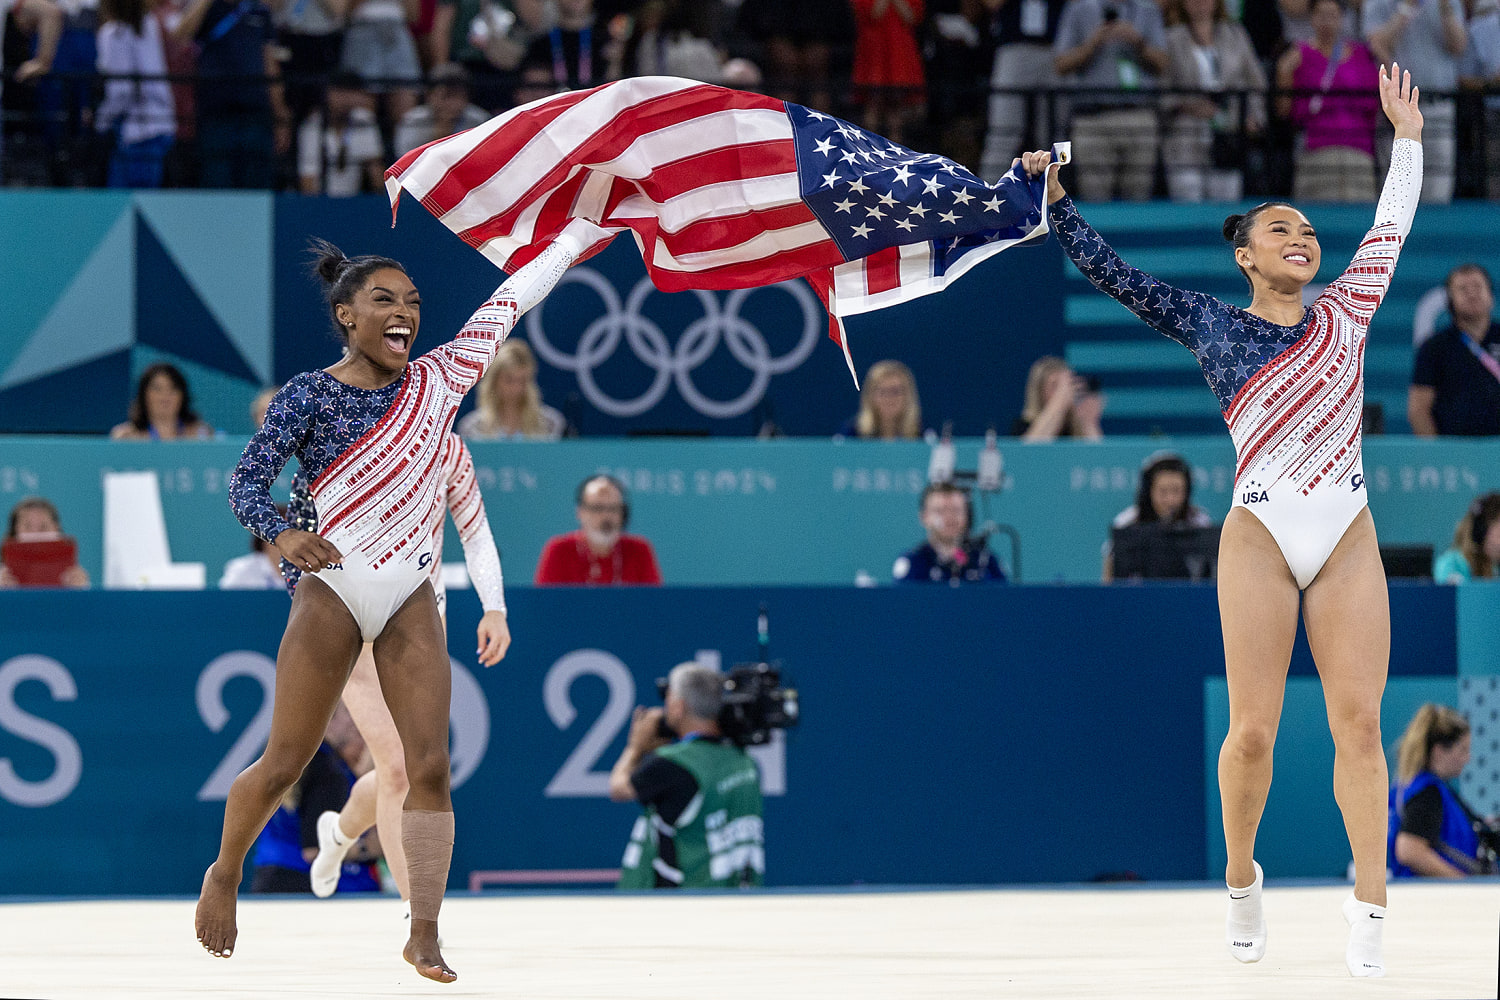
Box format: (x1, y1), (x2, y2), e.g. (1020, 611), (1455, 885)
(1216, 508), (1301, 888)
(338, 644), (412, 899)
(1302, 509), (1390, 908)
(371, 583), (455, 983)
(194, 577), (362, 958)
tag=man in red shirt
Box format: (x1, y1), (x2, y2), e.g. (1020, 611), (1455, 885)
(534, 474), (663, 585)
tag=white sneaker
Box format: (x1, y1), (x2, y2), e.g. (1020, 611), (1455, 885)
(310, 811), (353, 899)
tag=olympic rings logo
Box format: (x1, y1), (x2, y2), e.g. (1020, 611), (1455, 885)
(524, 269), (823, 419)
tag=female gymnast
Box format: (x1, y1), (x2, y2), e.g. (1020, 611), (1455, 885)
(195, 229), (581, 981)
(294, 433), (511, 905)
(1020, 63), (1422, 977)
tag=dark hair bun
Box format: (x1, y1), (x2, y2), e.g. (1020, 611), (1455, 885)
(1222, 214), (1243, 243)
(308, 238), (350, 285)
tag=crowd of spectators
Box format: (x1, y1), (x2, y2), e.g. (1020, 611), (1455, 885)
(9, 0), (1500, 197)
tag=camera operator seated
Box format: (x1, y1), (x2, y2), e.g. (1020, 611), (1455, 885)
(608, 663), (765, 889)
(892, 483), (1005, 584)
(1103, 452), (1217, 582)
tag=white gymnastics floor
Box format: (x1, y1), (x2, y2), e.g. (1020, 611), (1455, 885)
(0, 881), (1493, 999)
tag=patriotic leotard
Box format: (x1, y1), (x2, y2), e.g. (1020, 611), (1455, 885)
(229, 238), (576, 639)
(283, 433), (505, 621)
(1052, 139), (1423, 588)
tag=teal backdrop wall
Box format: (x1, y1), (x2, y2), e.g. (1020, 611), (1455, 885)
(0, 436), (1493, 586)
(4, 192), (1499, 436)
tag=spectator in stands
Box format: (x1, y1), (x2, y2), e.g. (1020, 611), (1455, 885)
(393, 61), (488, 156)
(431, 0), (547, 111)
(1276, 0), (1381, 202)
(893, 481), (1005, 583)
(850, 0), (925, 144)
(297, 68), (383, 195)
(1161, 0), (1266, 202)
(1, 0), (63, 185)
(1389, 703), (1496, 877)
(250, 385), (279, 429)
(1409, 264), (1500, 436)
(1101, 451), (1213, 581)
(1460, 0), (1500, 199)
(153, 0), (199, 184)
(0, 497), (88, 588)
(978, 0), (1067, 183)
(249, 704), (384, 893)
(1366, 0), (1465, 203)
(340, 0), (422, 129)
(270, 0), (348, 129)
(608, 662), (765, 889)
(220, 531), (288, 588)
(1433, 491), (1500, 583)
(619, 0), (729, 82)
(1279, 0), (1361, 44)
(1011, 355), (1104, 441)
(836, 359), (925, 440)
(456, 338), (565, 440)
(1052, 0), (1168, 201)
(535, 474), (662, 585)
(516, 0), (607, 102)
(94, 0), (175, 187)
(176, 0), (291, 188)
(110, 362), (215, 440)
(923, 0), (989, 168)
(734, 0), (852, 112)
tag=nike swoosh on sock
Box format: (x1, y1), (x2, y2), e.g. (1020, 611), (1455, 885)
(1229, 893), (1250, 900)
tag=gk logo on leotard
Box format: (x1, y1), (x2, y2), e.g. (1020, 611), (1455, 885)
(1351, 474), (1364, 491)
(418, 553), (433, 570)
(525, 270), (822, 419)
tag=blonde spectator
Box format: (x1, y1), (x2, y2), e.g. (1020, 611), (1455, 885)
(1012, 355), (1104, 441)
(838, 359), (924, 440)
(456, 339), (565, 440)
(251, 385), (280, 430)
(1389, 704), (1494, 877)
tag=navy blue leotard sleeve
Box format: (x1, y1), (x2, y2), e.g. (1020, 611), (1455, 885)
(1049, 196), (1219, 351)
(228, 374), (318, 543)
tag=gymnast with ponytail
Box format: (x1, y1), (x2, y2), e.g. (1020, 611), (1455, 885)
(1017, 63), (1424, 976)
(194, 222), (587, 982)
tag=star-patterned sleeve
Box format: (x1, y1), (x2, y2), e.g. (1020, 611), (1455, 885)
(1318, 138), (1422, 328)
(278, 467), (318, 593)
(445, 437), (505, 615)
(1049, 196), (1218, 351)
(228, 375), (317, 544)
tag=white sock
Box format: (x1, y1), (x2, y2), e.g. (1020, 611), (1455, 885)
(1342, 894), (1386, 977)
(309, 810), (355, 899)
(1225, 861), (1267, 963)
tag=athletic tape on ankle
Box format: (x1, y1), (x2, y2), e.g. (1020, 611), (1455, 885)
(403, 810), (455, 923)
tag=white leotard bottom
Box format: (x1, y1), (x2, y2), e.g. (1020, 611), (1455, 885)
(1232, 462), (1369, 590)
(308, 531), (436, 642)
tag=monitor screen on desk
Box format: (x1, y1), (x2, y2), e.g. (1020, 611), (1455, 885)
(1111, 524), (1222, 582)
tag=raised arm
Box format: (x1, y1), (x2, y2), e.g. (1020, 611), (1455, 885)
(435, 227), (588, 392)
(1322, 64), (1423, 319)
(1021, 151), (1212, 350)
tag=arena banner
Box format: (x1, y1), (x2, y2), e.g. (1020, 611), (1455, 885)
(0, 437), (1495, 588)
(9, 192), (1500, 439)
(0, 584), (1457, 895)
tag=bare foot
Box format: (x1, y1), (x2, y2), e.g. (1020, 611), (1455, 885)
(195, 864), (240, 958)
(403, 919), (456, 983)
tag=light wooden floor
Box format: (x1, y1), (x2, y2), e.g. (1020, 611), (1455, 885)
(1, 882), (1493, 999)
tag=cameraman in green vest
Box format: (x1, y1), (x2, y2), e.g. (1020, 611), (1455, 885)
(608, 662), (765, 889)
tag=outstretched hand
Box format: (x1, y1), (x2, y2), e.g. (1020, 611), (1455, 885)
(1015, 150), (1066, 205)
(1380, 62), (1422, 140)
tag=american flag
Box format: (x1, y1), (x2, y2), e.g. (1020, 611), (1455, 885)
(385, 76), (1056, 380)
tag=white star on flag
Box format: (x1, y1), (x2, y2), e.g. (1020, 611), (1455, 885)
(849, 177), (869, 194)
(822, 171), (841, 189)
(895, 218), (916, 232)
(851, 223), (873, 237)
(952, 189), (974, 205)
(922, 177), (942, 195)
(939, 210), (960, 224)
(891, 164), (913, 184)
(877, 191), (897, 206)
(813, 137), (835, 156)
(982, 196), (1002, 212)
(833, 198), (855, 213)
(908, 203), (929, 217)
(866, 205), (887, 220)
